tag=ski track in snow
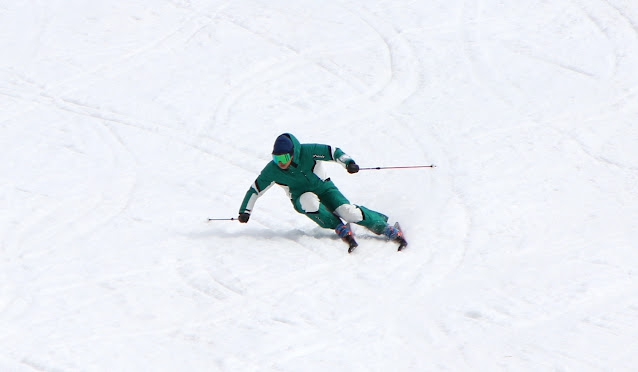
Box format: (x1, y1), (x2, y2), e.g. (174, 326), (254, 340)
(2, 0), (638, 371)
(2, 106), (137, 262)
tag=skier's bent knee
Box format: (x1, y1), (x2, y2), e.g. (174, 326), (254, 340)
(299, 192), (320, 213)
(335, 204), (363, 223)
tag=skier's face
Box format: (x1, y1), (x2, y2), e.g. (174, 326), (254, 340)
(273, 153), (293, 169)
(277, 156), (292, 169)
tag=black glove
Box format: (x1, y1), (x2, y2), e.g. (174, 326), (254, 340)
(346, 161), (359, 174)
(238, 212), (250, 223)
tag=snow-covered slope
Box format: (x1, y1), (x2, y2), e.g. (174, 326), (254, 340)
(2, 1), (637, 371)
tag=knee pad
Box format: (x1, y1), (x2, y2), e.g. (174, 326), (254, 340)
(335, 204), (363, 223)
(299, 192), (320, 213)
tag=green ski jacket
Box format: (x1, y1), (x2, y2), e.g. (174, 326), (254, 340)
(239, 133), (354, 215)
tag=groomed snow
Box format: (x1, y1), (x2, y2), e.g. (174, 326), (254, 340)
(1, 1), (637, 371)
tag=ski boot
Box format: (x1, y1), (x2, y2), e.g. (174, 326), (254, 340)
(384, 222), (408, 251)
(336, 223), (358, 253)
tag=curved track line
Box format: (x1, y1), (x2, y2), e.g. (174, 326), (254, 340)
(601, 0), (638, 38)
(460, 0), (623, 115)
(318, 5), (421, 122)
(208, 4), (421, 133)
(572, 0), (619, 80)
(8, 120), (137, 261)
(51, 13), (209, 96)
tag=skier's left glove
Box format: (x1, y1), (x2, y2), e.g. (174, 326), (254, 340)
(346, 161), (359, 174)
(238, 212), (250, 223)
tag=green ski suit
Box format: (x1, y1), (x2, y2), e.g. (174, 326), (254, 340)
(238, 133), (390, 234)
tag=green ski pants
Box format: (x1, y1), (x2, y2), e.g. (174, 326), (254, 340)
(291, 181), (389, 234)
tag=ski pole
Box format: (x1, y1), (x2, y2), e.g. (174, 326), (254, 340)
(359, 165), (436, 171)
(207, 217), (238, 222)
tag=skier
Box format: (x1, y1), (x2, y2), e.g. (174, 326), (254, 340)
(237, 133), (407, 252)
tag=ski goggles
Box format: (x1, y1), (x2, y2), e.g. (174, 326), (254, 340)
(272, 153), (292, 165)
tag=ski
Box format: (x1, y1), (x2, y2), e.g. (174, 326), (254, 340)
(341, 223), (407, 253)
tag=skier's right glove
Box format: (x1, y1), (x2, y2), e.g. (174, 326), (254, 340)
(238, 212), (250, 223)
(346, 161), (359, 174)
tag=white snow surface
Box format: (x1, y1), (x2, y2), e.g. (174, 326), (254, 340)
(2, 1), (638, 371)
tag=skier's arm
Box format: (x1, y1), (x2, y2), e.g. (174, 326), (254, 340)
(238, 173), (274, 222)
(307, 143), (357, 170)
(331, 146), (359, 173)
